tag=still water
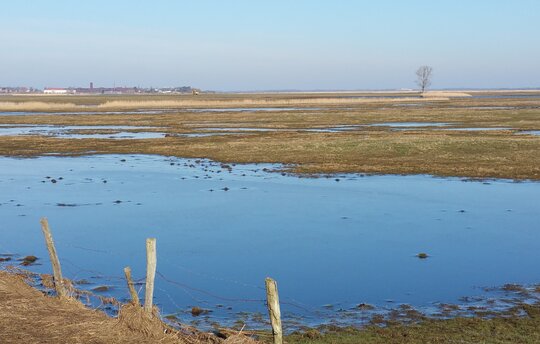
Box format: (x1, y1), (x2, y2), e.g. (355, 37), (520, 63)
(1, 155), (539, 329)
(0, 125), (165, 139)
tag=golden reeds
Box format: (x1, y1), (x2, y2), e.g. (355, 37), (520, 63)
(0, 96), (451, 112)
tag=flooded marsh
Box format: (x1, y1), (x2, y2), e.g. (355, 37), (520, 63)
(1, 154), (539, 330)
(1, 93), (540, 332)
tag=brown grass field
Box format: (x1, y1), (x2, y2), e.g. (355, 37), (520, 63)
(1, 91), (539, 180)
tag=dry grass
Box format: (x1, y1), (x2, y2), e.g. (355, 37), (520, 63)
(116, 303), (223, 343)
(0, 270), (257, 344)
(0, 97), (450, 112)
(0, 270), (180, 343)
(2, 269), (539, 344)
(0, 101), (80, 111)
(1, 93), (540, 180)
(95, 97), (450, 109)
(423, 91), (471, 97)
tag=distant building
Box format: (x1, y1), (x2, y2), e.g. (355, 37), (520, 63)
(0, 86), (38, 94)
(37, 85), (199, 95)
(43, 88), (76, 94)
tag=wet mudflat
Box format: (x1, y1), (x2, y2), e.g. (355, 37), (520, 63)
(1, 155), (539, 330)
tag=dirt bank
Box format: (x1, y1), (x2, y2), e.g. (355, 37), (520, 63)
(0, 271), (253, 344)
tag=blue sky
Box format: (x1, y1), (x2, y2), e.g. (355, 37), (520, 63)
(1, 0), (539, 90)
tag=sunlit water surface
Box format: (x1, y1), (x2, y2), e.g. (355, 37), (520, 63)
(1, 155), (539, 329)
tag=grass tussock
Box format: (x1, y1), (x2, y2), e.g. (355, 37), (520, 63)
(0, 270), (255, 343)
(117, 304), (176, 339)
(223, 335), (259, 344)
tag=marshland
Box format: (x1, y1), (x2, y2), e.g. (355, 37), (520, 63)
(1, 92), (539, 179)
(2, 1), (540, 342)
(1, 91), (540, 343)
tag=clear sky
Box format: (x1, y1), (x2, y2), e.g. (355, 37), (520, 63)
(1, 0), (539, 91)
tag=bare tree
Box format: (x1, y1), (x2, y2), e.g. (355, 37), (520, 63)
(416, 66), (433, 94)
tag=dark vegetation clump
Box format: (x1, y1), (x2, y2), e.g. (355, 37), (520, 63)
(357, 303), (375, 310)
(191, 307), (211, 317)
(19, 255), (38, 266)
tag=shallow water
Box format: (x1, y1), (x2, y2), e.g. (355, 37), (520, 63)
(0, 125), (165, 139)
(518, 130), (540, 136)
(369, 122), (450, 128)
(61, 132), (166, 139)
(0, 155), (539, 329)
(443, 127), (512, 131)
(195, 126), (362, 133)
(167, 132), (246, 138)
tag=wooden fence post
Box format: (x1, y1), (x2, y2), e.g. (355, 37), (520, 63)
(265, 277), (283, 344)
(144, 238), (157, 313)
(40, 218), (67, 298)
(123, 266), (140, 306)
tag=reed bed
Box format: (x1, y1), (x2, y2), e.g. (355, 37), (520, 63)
(0, 101), (80, 111)
(423, 91), (471, 97)
(0, 96), (451, 112)
(95, 97), (450, 109)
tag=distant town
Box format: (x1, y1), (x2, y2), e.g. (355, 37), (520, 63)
(0, 83), (201, 95)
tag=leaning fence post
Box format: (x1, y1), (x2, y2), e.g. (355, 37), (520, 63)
(123, 266), (140, 306)
(265, 277), (283, 344)
(144, 238), (157, 313)
(40, 217), (67, 298)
